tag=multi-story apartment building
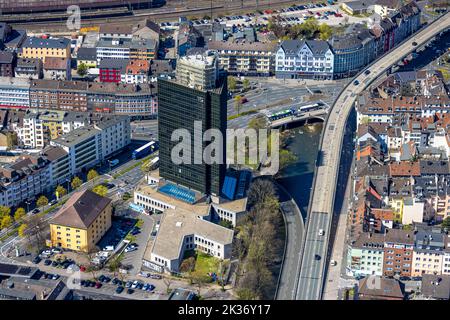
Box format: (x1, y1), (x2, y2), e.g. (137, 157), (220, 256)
(330, 25), (376, 78)
(121, 59), (150, 84)
(347, 232), (385, 277)
(0, 77), (30, 109)
(87, 82), (158, 117)
(15, 58), (42, 79)
(43, 57), (71, 81)
(275, 40), (334, 80)
(99, 58), (127, 83)
(22, 110), (66, 148)
(96, 38), (157, 62)
(0, 154), (51, 207)
(0, 51), (15, 77)
(42, 145), (71, 187)
(208, 41), (276, 76)
(412, 226), (445, 277)
(30, 80), (88, 112)
(19, 37), (71, 62)
(50, 115), (130, 175)
(383, 229), (414, 277)
(50, 189), (112, 252)
(76, 47), (97, 69)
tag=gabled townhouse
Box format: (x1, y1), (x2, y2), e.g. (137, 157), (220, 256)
(275, 39), (334, 80)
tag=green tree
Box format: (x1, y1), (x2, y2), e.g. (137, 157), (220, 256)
(71, 176), (83, 190)
(219, 220), (233, 229)
(77, 63), (88, 76)
(279, 149), (298, 173)
(228, 76), (237, 90)
(234, 95), (242, 115)
(0, 214), (12, 229)
(92, 185), (108, 197)
(36, 195), (48, 208)
(318, 23), (333, 40)
(0, 206), (11, 218)
(242, 78), (250, 91)
(248, 115), (267, 130)
(55, 185), (67, 198)
(442, 217), (450, 228)
(18, 223), (28, 238)
(87, 169), (99, 181)
(14, 207), (26, 221)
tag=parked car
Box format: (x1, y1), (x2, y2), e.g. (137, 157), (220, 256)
(51, 261), (59, 267)
(32, 256), (41, 264)
(51, 274), (59, 280)
(51, 248), (62, 254)
(139, 271), (150, 278)
(116, 286), (124, 294)
(125, 281), (133, 288)
(125, 245), (137, 253)
(330, 260), (337, 266)
(32, 208), (40, 214)
(44, 259), (52, 266)
(131, 280), (140, 289)
(127, 288), (134, 294)
(149, 273), (162, 280)
(95, 282), (102, 289)
(42, 249), (52, 256)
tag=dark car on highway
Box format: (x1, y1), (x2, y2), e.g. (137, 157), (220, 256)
(314, 254), (321, 261)
(412, 41), (417, 46)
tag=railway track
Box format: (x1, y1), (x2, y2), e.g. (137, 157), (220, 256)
(8, 0), (317, 32)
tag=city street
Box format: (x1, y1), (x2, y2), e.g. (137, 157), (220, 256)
(296, 12), (450, 300)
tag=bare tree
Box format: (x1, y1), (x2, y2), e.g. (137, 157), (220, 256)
(163, 276), (173, 295)
(247, 178), (276, 208)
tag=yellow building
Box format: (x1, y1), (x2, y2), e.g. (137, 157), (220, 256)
(49, 189), (112, 252)
(19, 37), (71, 62)
(389, 197), (404, 223)
(76, 48), (97, 69)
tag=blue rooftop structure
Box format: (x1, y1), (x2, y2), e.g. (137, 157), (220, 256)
(222, 176), (237, 200)
(236, 170), (251, 199)
(159, 183), (196, 204)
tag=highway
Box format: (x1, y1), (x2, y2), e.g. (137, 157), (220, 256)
(295, 12), (450, 300)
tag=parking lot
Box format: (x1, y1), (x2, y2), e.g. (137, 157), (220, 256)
(158, 2), (371, 29)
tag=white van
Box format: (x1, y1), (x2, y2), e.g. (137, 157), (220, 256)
(318, 229), (325, 236)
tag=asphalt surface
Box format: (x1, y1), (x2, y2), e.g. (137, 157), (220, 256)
(295, 13), (450, 300)
(274, 183), (305, 300)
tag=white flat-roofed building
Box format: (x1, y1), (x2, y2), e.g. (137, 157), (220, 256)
(0, 77), (30, 109)
(207, 41), (276, 76)
(176, 50), (219, 91)
(50, 115), (130, 175)
(135, 182), (238, 273)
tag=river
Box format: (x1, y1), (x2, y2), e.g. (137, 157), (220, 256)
(277, 122), (323, 218)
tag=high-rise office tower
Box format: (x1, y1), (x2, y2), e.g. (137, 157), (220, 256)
(158, 50), (227, 196)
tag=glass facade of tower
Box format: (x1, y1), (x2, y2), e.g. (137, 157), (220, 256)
(157, 76), (227, 196)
